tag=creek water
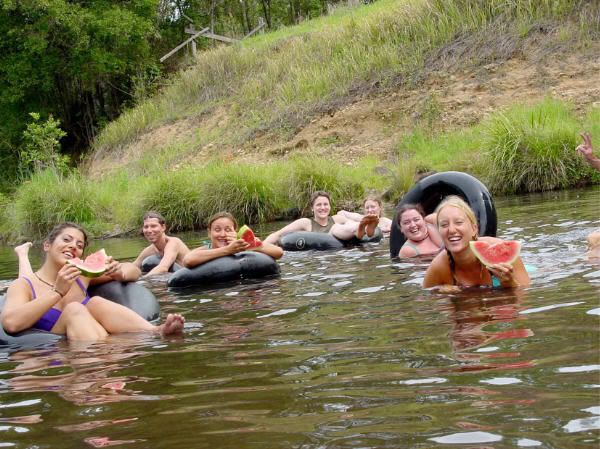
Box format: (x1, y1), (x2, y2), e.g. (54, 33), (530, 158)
(0, 187), (598, 448)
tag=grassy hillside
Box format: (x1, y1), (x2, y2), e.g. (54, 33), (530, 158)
(2, 0), (599, 241)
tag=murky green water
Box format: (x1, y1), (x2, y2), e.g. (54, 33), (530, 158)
(0, 187), (599, 448)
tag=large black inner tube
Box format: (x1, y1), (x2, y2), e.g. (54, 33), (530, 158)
(141, 255), (182, 273)
(0, 281), (159, 351)
(280, 228), (382, 251)
(389, 171), (497, 259)
(167, 251), (280, 289)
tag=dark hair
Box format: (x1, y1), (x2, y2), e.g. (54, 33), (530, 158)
(143, 211), (166, 225)
(397, 203), (426, 224)
(207, 212), (237, 231)
(309, 191), (331, 207)
(46, 222), (88, 248)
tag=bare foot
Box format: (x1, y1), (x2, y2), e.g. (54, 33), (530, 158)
(365, 215), (379, 237)
(356, 216), (370, 239)
(158, 313), (185, 336)
(14, 242), (32, 256)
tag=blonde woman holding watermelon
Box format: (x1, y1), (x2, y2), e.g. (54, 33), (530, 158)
(423, 196), (529, 290)
(3, 222), (184, 340)
(183, 212), (283, 268)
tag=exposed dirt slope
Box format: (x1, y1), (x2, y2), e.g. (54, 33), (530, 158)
(89, 43), (600, 175)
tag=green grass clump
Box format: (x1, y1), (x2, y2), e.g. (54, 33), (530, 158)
(199, 163), (285, 225)
(12, 171), (102, 239)
(135, 168), (207, 232)
(481, 99), (593, 193)
(282, 156), (366, 213)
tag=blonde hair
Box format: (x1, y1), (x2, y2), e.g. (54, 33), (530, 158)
(363, 196), (383, 217)
(435, 196), (478, 237)
(588, 232), (600, 249)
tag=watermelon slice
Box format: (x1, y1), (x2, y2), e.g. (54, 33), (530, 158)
(66, 249), (108, 278)
(470, 240), (521, 266)
(237, 225), (262, 248)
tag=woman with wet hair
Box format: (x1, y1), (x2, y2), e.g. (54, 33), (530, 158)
(3, 223), (184, 341)
(423, 196), (529, 289)
(396, 203), (442, 258)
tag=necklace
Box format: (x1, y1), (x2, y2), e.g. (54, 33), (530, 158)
(34, 272), (55, 289)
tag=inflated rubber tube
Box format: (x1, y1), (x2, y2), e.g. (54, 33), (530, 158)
(88, 281), (160, 322)
(167, 251), (280, 288)
(280, 228), (383, 251)
(390, 171), (497, 259)
(0, 281), (159, 350)
(141, 255), (182, 273)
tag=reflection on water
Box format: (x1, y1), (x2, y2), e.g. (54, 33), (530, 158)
(0, 187), (599, 448)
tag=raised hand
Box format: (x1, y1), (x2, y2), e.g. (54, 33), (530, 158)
(576, 132), (594, 159)
(54, 264), (81, 296)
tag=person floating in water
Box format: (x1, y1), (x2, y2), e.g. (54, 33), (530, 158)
(4, 223), (184, 341)
(396, 204), (443, 258)
(335, 196), (393, 237)
(423, 196), (530, 290)
(183, 212), (283, 268)
(133, 211), (190, 275)
(264, 191), (378, 245)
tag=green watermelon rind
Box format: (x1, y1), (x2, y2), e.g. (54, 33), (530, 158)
(470, 240), (521, 266)
(237, 225), (253, 241)
(66, 249), (107, 278)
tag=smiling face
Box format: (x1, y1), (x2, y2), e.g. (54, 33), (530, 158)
(399, 209), (428, 242)
(209, 217), (237, 248)
(44, 227), (86, 264)
(311, 196), (331, 221)
(437, 205), (478, 254)
(143, 217), (166, 243)
(364, 199), (381, 217)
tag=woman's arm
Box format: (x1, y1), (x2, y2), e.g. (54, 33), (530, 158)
(253, 242), (284, 260)
(422, 252), (454, 288)
(183, 240), (249, 268)
(378, 217), (392, 234)
(91, 258), (141, 284)
(263, 218), (311, 245)
(399, 244), (418, 259)
(2, 265), (79, 333)
(427, 224), (443, 247)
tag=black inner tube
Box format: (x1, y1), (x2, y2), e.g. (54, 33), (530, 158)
(389, 171), (497, 259)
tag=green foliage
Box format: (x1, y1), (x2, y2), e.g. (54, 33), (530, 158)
(19, 113), (69, 177)
(481, 99), (589, 193)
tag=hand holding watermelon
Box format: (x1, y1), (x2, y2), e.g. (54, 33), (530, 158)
(470, 239), (522, 286)
(65, 249), (108, 278)
(237, 225), (263, 249)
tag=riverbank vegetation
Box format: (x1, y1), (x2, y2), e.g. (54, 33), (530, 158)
(1, 0), (599, 241)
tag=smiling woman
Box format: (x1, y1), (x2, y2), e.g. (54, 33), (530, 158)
(423, 196), (530, 289)
(1, 223), (185, 341)
(397, 204), (443, 258)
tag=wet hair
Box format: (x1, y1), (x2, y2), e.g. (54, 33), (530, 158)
(207, 212), (238, 231)
(363, 196), (383, 217)
(435, 196), (478, 233)
(46, 222), (88, 248)
(397, 203), (425, 224)
(143, 211), (166, 225)
(309, 191), (331, 207)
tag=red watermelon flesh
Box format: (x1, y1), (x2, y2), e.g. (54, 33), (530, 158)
(470, 240), (521, 266)
(237, 225), (262, 248)
(66, 249), (108, 278)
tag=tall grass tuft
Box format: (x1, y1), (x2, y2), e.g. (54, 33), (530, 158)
(481, 99), (589, 193)
(283, 156), (366, 213)
(12, 171), (102, 239)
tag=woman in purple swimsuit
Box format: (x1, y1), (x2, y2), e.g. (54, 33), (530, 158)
(3, 223), (185, 341)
